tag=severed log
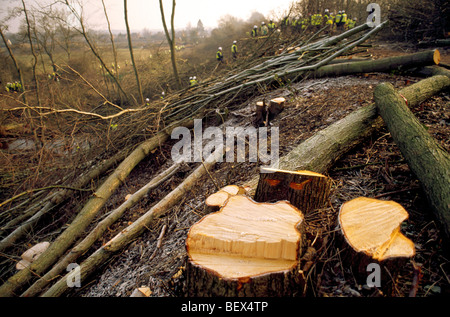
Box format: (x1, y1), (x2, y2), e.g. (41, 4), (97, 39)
(21, 163), (180, 297)
(338, 197), (415, 292)
(254, 168), (332, 214)
(310, 49), (441, 78)
(245, 74), (450, 195)
(374, 82), (450, 241)
(0, 117), (196, 297)
(185, 195), (306, 297)
(39, 150), (223, 297)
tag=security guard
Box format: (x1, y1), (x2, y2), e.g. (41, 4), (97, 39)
(231, 41), (238, 59)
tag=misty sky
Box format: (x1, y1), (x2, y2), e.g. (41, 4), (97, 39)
(1, 0), (295, 32)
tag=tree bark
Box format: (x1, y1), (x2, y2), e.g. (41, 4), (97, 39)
(254, 168), (332, 214)
(374, 82), (450, 241)
(245, 74), (450, 194)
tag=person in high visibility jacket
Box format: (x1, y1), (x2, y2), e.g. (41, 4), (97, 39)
(311, 13), (323, 28)
(231, 41), (238, 59)
(335, 10), (344, 31)
(260, 22), (269, 36)
(347, 17), (356, 29)
(251, 25), (258, 37)
(190, 76), (198, 86)
(216, 47), (224, 62)
(268, 20), (276, 31)
(341, 10), (348, 26)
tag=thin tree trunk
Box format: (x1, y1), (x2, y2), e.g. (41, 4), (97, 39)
(159, 0), (181, 89)
(124, 0), (144, 104)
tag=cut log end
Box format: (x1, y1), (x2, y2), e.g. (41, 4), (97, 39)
(188, 195), (304, 279)
(433, 49), (441, 65)
(186, 195), (306, 296)
(339, 197), (415, 261)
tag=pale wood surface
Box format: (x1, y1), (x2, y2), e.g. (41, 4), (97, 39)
(187, 195), (304, 279)
(339, 197), (415, 261)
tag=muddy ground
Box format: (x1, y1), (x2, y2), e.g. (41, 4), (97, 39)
(55, 42), (450, 298)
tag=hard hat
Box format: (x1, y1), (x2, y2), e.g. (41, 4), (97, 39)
(233, 40), (237, 44)
(193, 76), (196, 80)
(342, 10), (345, 13)
(261, 22), (265, 25)
(325, 9), (329, 12)
(254, 25), (257, 28)
(338, 10), (342, 13)
(218, 47), (222, 50)
(146, 98), (150, 102)
(189, 77), (193, 80)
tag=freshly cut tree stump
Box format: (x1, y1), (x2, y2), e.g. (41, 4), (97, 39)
(338, 197), (415, 292)
(268, 97), (285, 117)
(186, 195), (306, 296)
(205, 185), (247, 212)
(254, 97), (285, 127)
(254, 168), (332, 214)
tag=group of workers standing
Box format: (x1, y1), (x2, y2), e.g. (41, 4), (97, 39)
(282, 9), (357, 33)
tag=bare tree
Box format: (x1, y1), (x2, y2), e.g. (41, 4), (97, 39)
(124, 0), (144, 104)
(159, 0), (181, 89)
(21, 0), (41, 107)
(63, 0), (132, 104)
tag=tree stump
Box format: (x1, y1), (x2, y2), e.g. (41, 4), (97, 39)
(254, 97), (285, 127)
(185, 195), (306, 296)
(338, 197), (415, 293)
(254, 168), (332, 214)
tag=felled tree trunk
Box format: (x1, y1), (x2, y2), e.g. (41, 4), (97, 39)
(185, 195), (306, 297)
(254, 168), (332, 214)
(374, 82), (450, 241)
(338, 197), (415, 293)
(311, 49), (440, 78)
